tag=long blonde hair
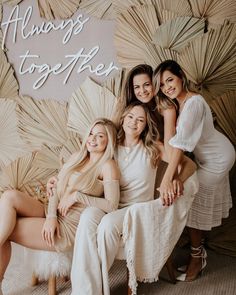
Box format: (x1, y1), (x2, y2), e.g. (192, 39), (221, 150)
(57, 118), (117, 197)
(117, 102), (160, 168)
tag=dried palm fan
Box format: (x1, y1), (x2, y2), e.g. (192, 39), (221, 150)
(154, 0), (192, 16)
(0, 49), (19, 100)
(79, 0), (115, 19)
(2, 0), (23, 5)
(178, 21), (236, 101)
(143, 42), (178, 69)
(210, 91), (236, 146)
(67, 77), (118, 138)
(189, 0), (236, 27)
(113, 1), (150, 18)
(152, 16), (205, 52)
(159, 9), (180, 23)
(16, 96), (72, 150)
(0, 4), (2, 22)
(115, 4), (161, 67)
(102, 68), (128, 98)
(0, 99), (29, 169)
(34, 144), (62, 170)
(37, 0), (80, 20)
(0, 153), (56, 202)
(79, 0), (151, 20)
(60, 137), (81, 165)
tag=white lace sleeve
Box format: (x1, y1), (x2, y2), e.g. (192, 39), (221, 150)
(169, 96), (205, 152)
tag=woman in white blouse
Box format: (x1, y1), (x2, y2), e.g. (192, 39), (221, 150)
(153, 59), (235, 281)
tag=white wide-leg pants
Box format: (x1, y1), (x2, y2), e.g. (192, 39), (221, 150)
(71, 207), (128, 295)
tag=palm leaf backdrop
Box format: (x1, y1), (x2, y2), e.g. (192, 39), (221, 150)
(178, 21), (236, 102)
(115, 4), (160, 67)
(0, 50), (19, 100)
(59, 137), (81, 165)
(2, 0), (23, 5)
(67, 77), (118, 138)
(189, 0), (236, 27)
(0, 153), (56, 201)
(153, 0), (192, 18)
(0, 99), (29, 168)
(34, 145), (62, 170)
(37, 0), (79, 20)
(102, 68), (128, 98)
(152, 16), (205, 52)
(210, 91), (236, 146)
(16, 96), (72, 150)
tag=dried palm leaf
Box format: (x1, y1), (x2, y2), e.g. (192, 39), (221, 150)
(0, 4), (2, 23)
(0, 49), (19, 100)
(159, 9), (180, 23)
(0, 99), (29, 169)
(0, 153), (56, 202)
(2, 0), (23, 5)
(210, 91), (236, 145)
(38, 0), (80, 20)
(16, 96), (72, 150)
(60, 137), (81, 164)
(143, 42), (178, 69)
(189, 0), (236, 26)
(153, 16), (205, 52)
(34, 145), (62, 170)
(102, 68), (128, 98)
(178, 22), (236, 101)
(115, 4), (161, 67)
(113, 1), (149, 18)
(153, 0), (192, 18)
(79, 0), (150, 19)
(67, 77), (118, 138)
(79, 0), (115, 19)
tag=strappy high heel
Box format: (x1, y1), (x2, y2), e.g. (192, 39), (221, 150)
(177, 245), (207, 282)
(177, 239), (207, 273)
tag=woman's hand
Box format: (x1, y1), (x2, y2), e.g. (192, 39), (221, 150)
(172, 178), (184, 197)
(46, 176), (58, 198)
(58, 193), (77, 217)
(42, 217), (61, 247)
(158, 178), (183, 206)
(158, 180), (176, 206)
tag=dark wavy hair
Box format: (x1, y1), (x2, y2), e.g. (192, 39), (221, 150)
(122, 64), (153, 105)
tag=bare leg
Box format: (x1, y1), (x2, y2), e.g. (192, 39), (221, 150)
(185, 227), (205, 281)
(0, 190), (45, 246)
(0, 241), (11, 281)
(0, 190), (55, 284)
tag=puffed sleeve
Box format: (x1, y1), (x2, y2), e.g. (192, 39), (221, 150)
(74, 180), (120, 213)
(169, 96), (205, 152)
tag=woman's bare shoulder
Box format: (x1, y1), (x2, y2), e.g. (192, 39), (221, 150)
(102, 159), (120, 180)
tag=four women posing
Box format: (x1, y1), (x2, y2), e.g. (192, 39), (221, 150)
(0, 60), (235, 295)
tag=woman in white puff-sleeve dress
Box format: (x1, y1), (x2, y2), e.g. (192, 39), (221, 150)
(153, 60), (235, 282)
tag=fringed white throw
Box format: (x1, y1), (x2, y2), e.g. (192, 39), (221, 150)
(122, 172), (199, 295)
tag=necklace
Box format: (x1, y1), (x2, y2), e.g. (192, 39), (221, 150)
(122, 140), (139, 162)
(124, 146), (131, 162)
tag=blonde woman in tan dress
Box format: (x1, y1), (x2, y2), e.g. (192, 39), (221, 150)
(0, 118), (120, 295)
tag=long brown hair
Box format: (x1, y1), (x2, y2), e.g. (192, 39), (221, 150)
(57, 118), (117, 197)
(117, 101), (160, 168)
(153, 60), (190, 111)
